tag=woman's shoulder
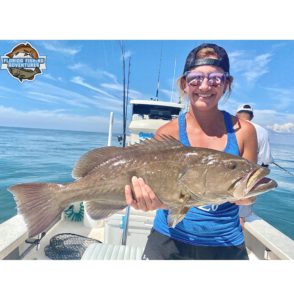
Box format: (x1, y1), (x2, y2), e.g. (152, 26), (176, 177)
(155, 117), (179, 140)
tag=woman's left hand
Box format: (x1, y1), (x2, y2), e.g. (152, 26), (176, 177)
(230, 196), (256, 205)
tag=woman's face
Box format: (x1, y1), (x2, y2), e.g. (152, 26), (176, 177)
(183, 65), (228, 111)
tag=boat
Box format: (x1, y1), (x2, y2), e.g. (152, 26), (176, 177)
(0, 99), (293, 260)
(127, 99), (184, 144)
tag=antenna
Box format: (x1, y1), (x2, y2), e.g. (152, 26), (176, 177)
(170, 58), (176, 102)
(120, 41), (127, 147)
(126, 56), (131, 120)
(155, 47), (162, 100)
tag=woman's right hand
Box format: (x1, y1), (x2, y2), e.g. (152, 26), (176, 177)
(124, 176), (168, 211)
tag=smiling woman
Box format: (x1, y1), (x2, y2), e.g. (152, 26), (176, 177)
(124, 43), (259, 260)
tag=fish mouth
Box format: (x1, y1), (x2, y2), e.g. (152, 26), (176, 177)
(231, 167), (278, 199)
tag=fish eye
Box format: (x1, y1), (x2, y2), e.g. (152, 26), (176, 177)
(226, 161), (237, 170)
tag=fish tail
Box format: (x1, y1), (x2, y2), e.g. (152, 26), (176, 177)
(8, 183), (66, 237)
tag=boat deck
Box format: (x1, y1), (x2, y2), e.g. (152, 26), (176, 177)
(2, 209), (293, 260)
(21, 215), (261, 260)
(22, 219), (105, 260)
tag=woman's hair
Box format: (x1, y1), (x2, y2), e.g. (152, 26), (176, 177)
(177, 47), (233, 102)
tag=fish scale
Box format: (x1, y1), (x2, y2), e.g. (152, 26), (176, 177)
(8, 137), (277, 237)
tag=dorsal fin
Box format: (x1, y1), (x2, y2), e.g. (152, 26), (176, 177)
(72, 146), (124, 179)
(129, 135), (183, 151)
(72, 136), (184, 179)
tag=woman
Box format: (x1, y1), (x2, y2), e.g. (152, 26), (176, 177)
(125, 43), (257, 260)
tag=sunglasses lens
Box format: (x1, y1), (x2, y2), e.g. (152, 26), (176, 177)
(186, 72), (226, 87)
(208, 73), (225, 86)
(186, 72), (204, 86)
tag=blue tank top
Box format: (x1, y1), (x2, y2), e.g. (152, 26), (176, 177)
(153, 110), (244, 246)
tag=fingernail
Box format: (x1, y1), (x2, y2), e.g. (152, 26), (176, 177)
(132, 176), (137, 182)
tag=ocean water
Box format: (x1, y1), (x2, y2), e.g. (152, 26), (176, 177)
(0, 126), (120, 224)
(0, 126), (293, 239)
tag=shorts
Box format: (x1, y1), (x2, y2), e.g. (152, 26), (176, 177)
(142, 229), (249, 260)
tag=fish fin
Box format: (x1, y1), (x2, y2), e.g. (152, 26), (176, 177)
(72, 146), (123, 179)
(85, 201), (127, 220)
(8, 183), (65, 237)
(167, 206), (190, 228)
(130, 135), (183, 152)
(72, 137), (184, 180)
(179, 168), (204, 200)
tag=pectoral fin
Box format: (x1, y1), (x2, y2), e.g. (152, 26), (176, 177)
(179, 168), (205, 199)
(167, 206), (190, 228)
(85, 201), (126, 220)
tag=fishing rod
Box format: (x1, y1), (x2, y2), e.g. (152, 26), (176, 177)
(126, 56), (131, 124)
(120, 41), (132, 246)
(155, 47), (162, 100)
(170, 58), (176, 102)
(272, 162), (294, 177)
(120, 41), (127, 147)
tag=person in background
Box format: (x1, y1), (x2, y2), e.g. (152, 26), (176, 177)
(124, 43), (258, 260)
(236, 104), (274, 227)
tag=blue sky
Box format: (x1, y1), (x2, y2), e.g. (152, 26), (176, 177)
(1, 40), (294, 133)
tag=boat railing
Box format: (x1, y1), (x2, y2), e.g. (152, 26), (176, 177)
(0, 215), (28, 259)
(244, 213), (294, 260)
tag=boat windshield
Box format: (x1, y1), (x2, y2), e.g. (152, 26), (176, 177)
(132, 104), (181, 120)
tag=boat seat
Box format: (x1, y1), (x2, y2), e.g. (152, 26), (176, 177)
(81, 243), (143, 260)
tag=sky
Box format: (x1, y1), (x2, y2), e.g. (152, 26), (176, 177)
(0, 0), (293, 297)
(1, 40), (294, 134)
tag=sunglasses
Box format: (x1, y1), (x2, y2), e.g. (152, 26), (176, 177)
(185, 71), (229, 87)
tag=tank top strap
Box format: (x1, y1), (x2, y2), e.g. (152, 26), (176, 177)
(222, 110), (240, 155)
(178, 112), (190, 147)
(178, 110), (239, 155)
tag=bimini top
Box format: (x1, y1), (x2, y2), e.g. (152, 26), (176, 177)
(130, 99), (183, 109)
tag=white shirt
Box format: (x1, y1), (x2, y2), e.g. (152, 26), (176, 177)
(239, 121), (273, 218)
(251, 122), (274, 165)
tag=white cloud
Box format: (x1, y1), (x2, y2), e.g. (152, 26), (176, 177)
(159, 88), (180, 102)
(124, 50), (132, 59)
(42, 41), (80, 56)
(229, 50), (272, 84)
(264, 87), (293, 110)
(42, 73), (63, 82)
(68, 63), (118, 83)
(1, 76), (125, 115)
(71, 76), (119, 100)
(220, 98), (294, 130)
(0, 105), (122, 133)
(267, 123), (294, 133)
(23, 80), (101, 108)
(68, 64), (145, 102)
(100, 82), (144, 100)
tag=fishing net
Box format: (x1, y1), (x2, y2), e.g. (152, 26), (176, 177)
(44, 233), (101, 260)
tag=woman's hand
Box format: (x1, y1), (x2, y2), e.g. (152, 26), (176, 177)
(124, 176), (168, 211)
(231, 196), (256, 206)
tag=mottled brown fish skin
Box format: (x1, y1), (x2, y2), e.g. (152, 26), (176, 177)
(8, 67), (41, 81)
(6, 43), (39, 59)
(8, 137), (277, 237)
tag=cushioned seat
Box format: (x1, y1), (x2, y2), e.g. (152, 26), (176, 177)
(82, 243), (143, 260)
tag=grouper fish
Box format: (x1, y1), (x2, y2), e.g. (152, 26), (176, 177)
(8, 137), (277, 237)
